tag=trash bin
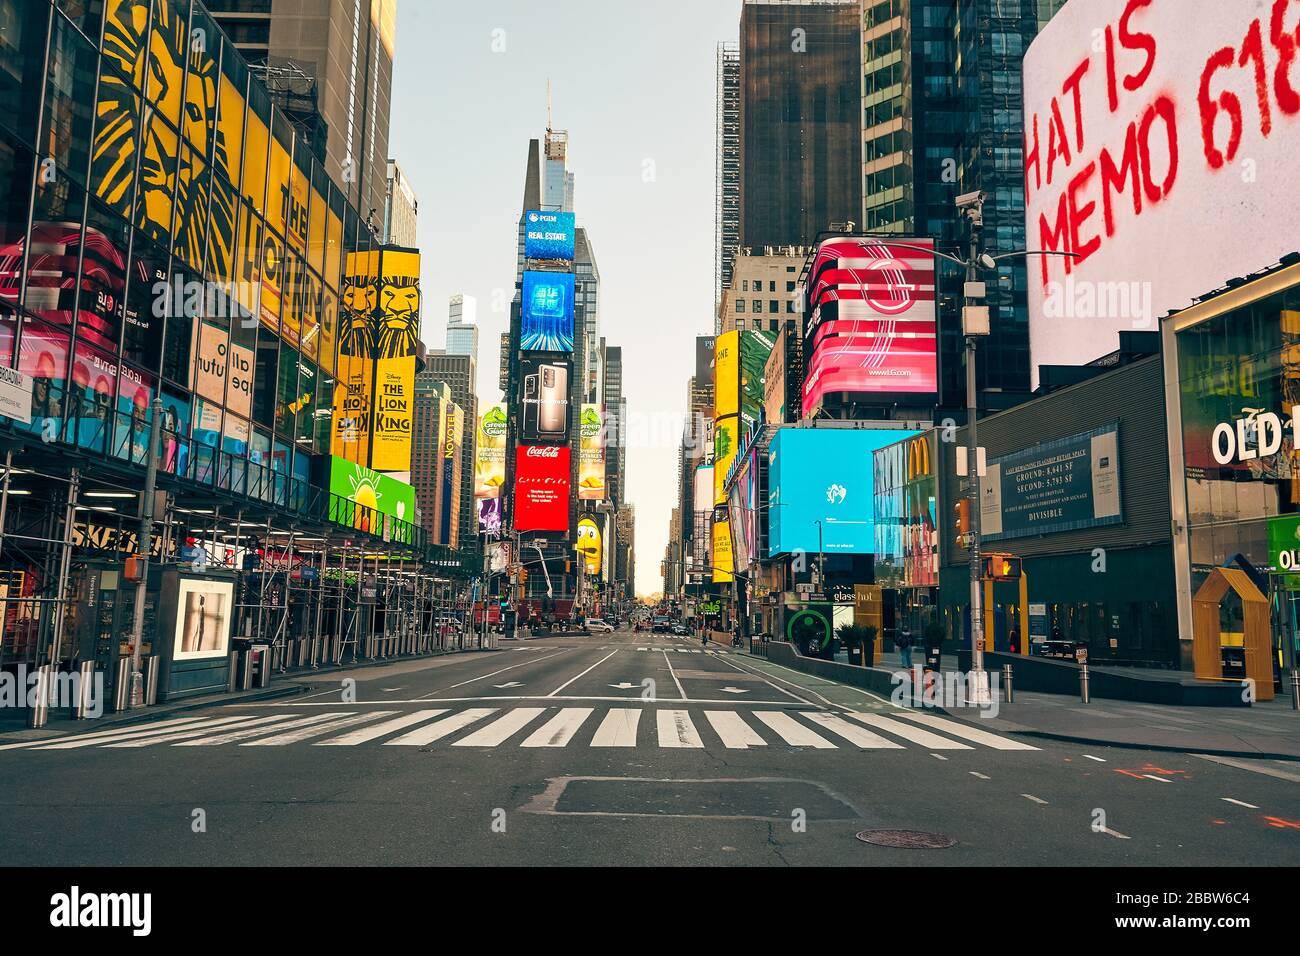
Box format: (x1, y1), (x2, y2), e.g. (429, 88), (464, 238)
(252, 644), (271, 688)
(925, 644), (942, 672)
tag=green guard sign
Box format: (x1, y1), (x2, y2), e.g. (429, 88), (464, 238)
(1267, 514), (1300, 589)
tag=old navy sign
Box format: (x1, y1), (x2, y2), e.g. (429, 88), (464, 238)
(1211, 409), (1298, 466)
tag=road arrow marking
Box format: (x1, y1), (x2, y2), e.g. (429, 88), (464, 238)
(720, 687), (750, 695)
(493, 682), (525, 689)
(609, 682), (637, 690)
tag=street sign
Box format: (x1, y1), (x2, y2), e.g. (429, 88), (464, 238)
(796, 583), (815, 595)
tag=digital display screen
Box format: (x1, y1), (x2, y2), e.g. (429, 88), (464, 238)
(521, 271), (575, 352)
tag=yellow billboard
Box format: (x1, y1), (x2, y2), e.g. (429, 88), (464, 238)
(715, 330), (739, 419)
(370, 356), (415, 473)
(713, 415), (738, 505)
(579, 404), (607, 501)
(712, 517), (734, 584)
(474, 404), (508, 498)
(367, 250), (420, 473)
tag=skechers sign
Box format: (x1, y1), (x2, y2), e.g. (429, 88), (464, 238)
(1210, 408), (1300, 465)
(524, 211), (576, 261)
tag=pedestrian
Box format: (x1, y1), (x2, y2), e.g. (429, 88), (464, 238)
(895, 624), (914, 671)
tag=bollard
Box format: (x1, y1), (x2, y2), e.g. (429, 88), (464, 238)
(1079, 663), (1091, 704)
(255, 646), (271, 688)
(26, 664), (52, 729)
(72, 661), (96, 719)
(240, 649), (253, 691)
(1291, 669), (1299, 711)
(144, 655), (160, 706)
(1003, 664), (1014, 704)
(114, 658), (133, 712)
(228, 651), (240, 693)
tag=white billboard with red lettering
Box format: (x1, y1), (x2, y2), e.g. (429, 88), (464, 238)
(1024, 0), (1300, 382)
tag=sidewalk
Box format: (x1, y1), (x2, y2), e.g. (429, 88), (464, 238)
(851, 648), (1300, 760)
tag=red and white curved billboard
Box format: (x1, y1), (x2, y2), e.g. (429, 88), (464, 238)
(802, 238), (937, 414)
(1024, 0), (1300, 382)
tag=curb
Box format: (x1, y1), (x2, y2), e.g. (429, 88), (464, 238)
(998, 727), (1300, 762)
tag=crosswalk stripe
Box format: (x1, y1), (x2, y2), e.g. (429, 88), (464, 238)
(803, 712), (903, 749)
(242, 711), (398, 747)
(316, 709), (448, 746)
(753, 712), (837, 748)
(893, 711), (1039, 751)
(705, 711), (766, 749)
(657, 709), (703, 748)
(32, 716), (247, 750)
(847, 712), (974, 750)
(453, 707), (545, 747)
(175, 713), (349, 747)
(101, 715), (288, 748)
(521, 708), (593, 748)
(384, 708), (496, 746)
(590, 708), (641, 747)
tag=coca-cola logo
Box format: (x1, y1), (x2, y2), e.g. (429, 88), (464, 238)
(526, 446), (560, 459)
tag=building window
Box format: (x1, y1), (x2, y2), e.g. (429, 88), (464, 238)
(752, 300), (762, 314)
(769, 300), (779, 314)
(736, 299), (745, 313)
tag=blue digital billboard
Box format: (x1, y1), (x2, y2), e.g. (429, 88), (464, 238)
(767, 428), (919, 557)
(521, 271), (575, 352)
(524, 210), (576, 261)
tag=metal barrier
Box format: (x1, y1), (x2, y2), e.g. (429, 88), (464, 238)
(1079, 663), (1091, 703)
(72, 661), (96, 719)
(114, 659), (133, 712)
(227, 651), (240, 693)
(1003, 664), (1014, 704)
(144, 656), (160, 706)
(239, 649), (254, 691)
(26, 664), (52, 729)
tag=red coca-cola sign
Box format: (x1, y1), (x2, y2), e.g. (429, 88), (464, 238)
(514, 445), (570, 532)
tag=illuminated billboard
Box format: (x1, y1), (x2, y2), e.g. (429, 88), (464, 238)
(767, 428), (918, 557)
(524, 210), (576, 261)
(712, 516), (734, 584)
(802, 238), (937, 414)
(474, 403), (508, 498)
(713, 416), (738, 506)
(513, 446), (571, 533)
(1024, 0), (1300, 383)
(521, 271), (575, 352)
(519, 355), (571, 444)
(714, 330), (739, 419)
(369, 249), (420, 474)
(740, 329), (775, 431)
(576, 514), (604, 576)
(329, 458), (417, 540)
(578, 404), (607, 501)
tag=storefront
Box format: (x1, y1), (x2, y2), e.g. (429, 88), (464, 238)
(874, 433), (939, 642)
(1164, 259), (1300, 676)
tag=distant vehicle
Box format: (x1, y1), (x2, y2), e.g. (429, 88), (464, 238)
(670, 623), (689, 636)
(651, 616), (672, 633)
(586, 619), (614, 633)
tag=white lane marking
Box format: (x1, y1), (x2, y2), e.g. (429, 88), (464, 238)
(176, 713), (349, 747)
(847, 712), (973, 750)
(1192, 753), (1300, 783)
(316, 709), (448, 746)
(969, 771), (991, 780)
(1221, 797), (1260, 809)
(29, 716), (243, 750)
(661, 651), (687, 700)
(546, 650), (619, 698)
(1083, 754), (1107, 762)
(1142, 774), (1172, 783)
(431, 651), (569, 693)
(657, 710), (704, 748)
(1022, 793), (1048, 805)
(704, 711), (766, 749)
(893, 712), (1039, 751)
(753, 712), (836, 749)
(242, 694), (805, 707)
(452, 707), (546, 747)
(590, 708), (641, 747)
(931, 754), (948, 761)
(100, 716), (287, 748)
(521, 708), (593, 748)
(1101, 827), (1131, 840)
(242, 711), (398, 746)
(803, 712), (902, 749)
(384, 708), (496, 746)
(710, 654), (823, 707)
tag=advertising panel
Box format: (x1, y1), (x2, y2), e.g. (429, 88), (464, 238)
(519, 355), (571, 444)
(578, 404), (607, 501)
(712, 515), (734, 584)
(767, 427), (919, 556)
(474, 403), (508, 498)
(576, 514), (604, 576)
(524, 210), (576, 261)
(514, 446), (571, 533)
(173, 579), (235, 662)
(369, 249), (420, 473)
(478, 497), (504, 538)
(980, 425), (1123, 542)
(1023, 0), (1300, 380)
(764, 333), (787, 426)
(714, 330), (739, 418)
(521, 271), (575, 352)
(329, 457), (417, 537)
(740, 329), (775, 430)
(692, 464), (713, 520)
(713, 416), (739, 506)
(802, 237), (937, 413)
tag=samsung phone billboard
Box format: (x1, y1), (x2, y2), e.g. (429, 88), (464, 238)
(521, 271), (575, 352)
(1023, 0), (1300, 383)
(767, 428), (918, 557)
(524, 211), (576, 261)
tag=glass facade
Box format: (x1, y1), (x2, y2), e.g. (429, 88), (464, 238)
(0, 0), (416, 543)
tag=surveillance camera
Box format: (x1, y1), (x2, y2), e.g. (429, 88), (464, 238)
(955, 190), (986, 209)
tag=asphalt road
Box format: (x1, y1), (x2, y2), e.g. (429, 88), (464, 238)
(1, 627), (1297, 866)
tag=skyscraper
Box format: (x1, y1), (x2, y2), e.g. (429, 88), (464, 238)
(412, 378), (464, 548)
(384, 159), (419, 247)
(738, 0), (862, 251)
(204, 0), (396, 221)
(420, 355), (477, 552)
(446, 295), (480, 358)
(715, 41), (740, 318)
(861, 0), (1049, 406)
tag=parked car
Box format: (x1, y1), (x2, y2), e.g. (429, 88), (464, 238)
(670, 622), (689, 636)
(586, 619), (614, 633)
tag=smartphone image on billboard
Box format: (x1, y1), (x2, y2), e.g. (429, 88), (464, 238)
(523, 372), (540, 436)
(538, 364), (568, 435)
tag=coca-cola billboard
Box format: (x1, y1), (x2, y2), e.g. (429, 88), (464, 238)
(514, 445), (571, 532)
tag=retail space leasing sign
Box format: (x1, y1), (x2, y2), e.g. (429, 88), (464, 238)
(980, 425), (1123, 541)
(0, 366), (33, 424)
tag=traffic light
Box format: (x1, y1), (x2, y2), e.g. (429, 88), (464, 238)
(520, 569), (528, 583)
(984, 554), (1022, 580)
(953, 499), (971, 549)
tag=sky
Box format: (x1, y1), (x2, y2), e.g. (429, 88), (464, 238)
(390, 0), (743, 597)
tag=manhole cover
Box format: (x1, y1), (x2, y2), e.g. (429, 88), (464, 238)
(856, 829), (956, 849)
